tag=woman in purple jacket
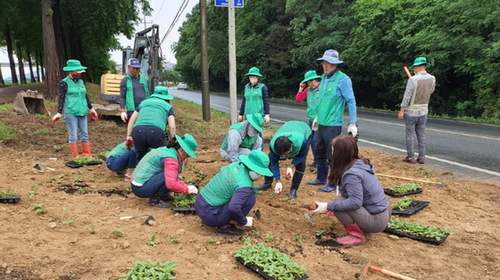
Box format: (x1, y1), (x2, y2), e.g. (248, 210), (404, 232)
(311, 135), (390, 246)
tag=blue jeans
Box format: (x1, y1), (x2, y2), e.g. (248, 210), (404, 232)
(132, 125), (166, 161)
(404, 115), (427, 158)
(106, 149), (137, 171)
(131, 172), (169, 198)
(194, 193), (255, 227)
(64, 114), (89, 143)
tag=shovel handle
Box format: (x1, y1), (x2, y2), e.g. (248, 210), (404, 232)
(370, 266), (416, 280)
(120, 216), (134, 220)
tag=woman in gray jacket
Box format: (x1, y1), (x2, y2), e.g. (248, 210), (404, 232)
(311, 135), (390, 246)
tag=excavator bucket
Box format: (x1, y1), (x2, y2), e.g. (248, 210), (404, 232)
(13, 90), (51, 116)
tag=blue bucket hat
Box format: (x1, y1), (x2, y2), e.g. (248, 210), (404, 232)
(127, 58), (141, 69)
(316, 49), (343, 65)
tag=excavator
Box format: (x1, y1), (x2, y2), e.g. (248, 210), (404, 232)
(93, 24), (161, 116)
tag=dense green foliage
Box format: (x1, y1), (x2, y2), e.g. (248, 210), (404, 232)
(175, 0), (500, 120)
(388, 183), (422, 193)
(118, 260), (177, 280)
(387, 218), (451, 240)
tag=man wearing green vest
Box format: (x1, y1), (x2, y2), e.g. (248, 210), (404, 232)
(119, 58), (150, 122)
(52, 59), (98, 158)
(306, 49), (358, 193)
(238, 67), (271, 125)
(125, 86), (176, 161)
(195, 150), (273, 236)
(295, 70), (322, 172)
(220, 113), (264, 162)
(256, 121), (312, 199)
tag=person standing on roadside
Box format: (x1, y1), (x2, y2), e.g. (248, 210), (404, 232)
(52, 59), (98, 158)
(306, 49), (357, 193)
(125, 86), (176, 162)
(295, 70), (322, 172)
(238, 67), (271, 125)
(119, 58), (150, 122)
(398, 57), (435, 164)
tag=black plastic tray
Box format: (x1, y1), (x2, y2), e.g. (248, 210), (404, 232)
(0, 195), (22, 203)
(65, 160), (103, 168)
(383, 227), (449, 245)
(172, 206), (196, 214)
(384, 187), (423, 197)
(236, 257), (309, 280)
(392, 200), (429, 216)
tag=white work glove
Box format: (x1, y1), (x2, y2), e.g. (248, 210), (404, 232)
(120, 112), (128, 123)
(187, 185), (198, 194)
(347, 124), (358, 138)
(89, 108), (98, 120)
(311, 117), (318, 131)
(52, 113), (62, 124)
(311, 202), (328, 214)
(284, 167), (294, 180)
(238, 115), (244, 122)
(243, 216), (254, 227)
(274, 182), (283, 194)
(264, 114), (270, 124)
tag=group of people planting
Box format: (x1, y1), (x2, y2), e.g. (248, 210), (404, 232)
(52, 49), (434, 245)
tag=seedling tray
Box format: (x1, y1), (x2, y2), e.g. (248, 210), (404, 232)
(65, 160), (103, 168)
(172, 205), (196, 214)
(236, 257), (309, 280)
(383, 227), (449, 245)
(392, 200), (430, 216)
(0, 195), (21, 203)
(384, 187), (423, 197)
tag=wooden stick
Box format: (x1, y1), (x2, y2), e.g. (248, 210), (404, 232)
(370, 266), (416, 280)
(377, 173), (443, 185)
(403, 66), (412, 78)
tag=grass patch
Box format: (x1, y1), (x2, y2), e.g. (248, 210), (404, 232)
(0, 103), (13, 113)
(0, 122), (18, 143)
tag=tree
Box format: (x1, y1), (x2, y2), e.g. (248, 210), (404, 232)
(41, 0), (61, 99)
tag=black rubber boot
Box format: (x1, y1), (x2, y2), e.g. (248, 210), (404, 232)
(256, 176), (273, 190)
(288, 171), (304, 199)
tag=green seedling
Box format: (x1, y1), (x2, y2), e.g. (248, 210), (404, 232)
(146, 233), (160, 246)
(172, 193), (196, 207)
(388, 183), (422, 193)
(113, 228), (124, 237)
(75, 177), (83, 182)
(328, 221), (338, 228)
(53, 145), (63, 152)
(391, 197), (415, 211)
(315, 230), (326, 239)
(243, 236), (252, 246)
(208, 237), (218, 244)
(293, 235), (303, 243)
(252, 231), (261, 237)
(118, 260), (177, 280)
(89, 226), (96, 234)
(32, 203), (50, 213)
(170, 238), (180, 243)
(387, 218), (451, 241)
(50, 214), (58, 221)
(62, 219), (76, 226)
(265, 234), (275, 242)
(0, 191), (15, 196)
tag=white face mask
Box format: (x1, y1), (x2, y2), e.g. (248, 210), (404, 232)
(249, 171), (261, 181)
(247, 125), (259, 137)
(249, 77), (259, 85)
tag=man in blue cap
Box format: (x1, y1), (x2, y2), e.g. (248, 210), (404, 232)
(398, 57), (435, 164)
(119, 58), (150, 122)
(306, 49), (358, 193)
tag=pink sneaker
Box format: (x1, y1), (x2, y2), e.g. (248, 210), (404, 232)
(402, 156), (416, 164)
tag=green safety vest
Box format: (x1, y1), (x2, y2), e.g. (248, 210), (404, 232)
(317, 71), (347, 126)
(220, 122), (259, 150)
(125, 74), (150, 111)
(243, 83), (265, 115)
(133, 147), (178, 185)
(270, 121), (311, 158)
(134, 98), (173, 130)
(306, 86), (320, 121)
(62, 76), (87, 116)
(200, 162), (255, 206)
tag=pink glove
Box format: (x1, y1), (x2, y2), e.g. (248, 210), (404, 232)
(90, 108), (98, 120)
(125, 136), (133, 150)
(52, 113), (62, 124)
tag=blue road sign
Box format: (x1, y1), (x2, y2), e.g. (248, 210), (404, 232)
(215, 0), (244, 8)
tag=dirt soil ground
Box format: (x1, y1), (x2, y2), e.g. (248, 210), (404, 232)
(1, 86), (499, 280)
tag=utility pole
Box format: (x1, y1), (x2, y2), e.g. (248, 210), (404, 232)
(200, 0), (211, 121)
(228, 0), (237, 124)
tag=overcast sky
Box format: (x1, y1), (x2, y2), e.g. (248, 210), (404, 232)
(0, 0), (198, 77)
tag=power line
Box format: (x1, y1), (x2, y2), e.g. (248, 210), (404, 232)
(160, 0), (190, 46)
(152, 0), (167, 23)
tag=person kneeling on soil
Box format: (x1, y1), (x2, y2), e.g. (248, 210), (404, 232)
(194, 150), (273, 236)
(219, 113), (264, 162)
(310, 135), (391, 246)
(256, 121), (311, 199)
(130, 134), (199, 208)
(105, 142), (137, 181)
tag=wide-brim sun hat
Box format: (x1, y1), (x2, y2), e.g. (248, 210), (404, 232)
(316, 49), (344, 65)
(409, 57), (432, 69)
(239, 150), (273, 177)
(63, 59), (87, 72)
(151, 86), (174, 101)
(244, 67), (263, 77)
(175, 134), (198, 159)
(246, 113), (264, 133)
(301, 70), (322, 84)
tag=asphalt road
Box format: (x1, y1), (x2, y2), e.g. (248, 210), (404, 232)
(169, 88), (500, 182)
